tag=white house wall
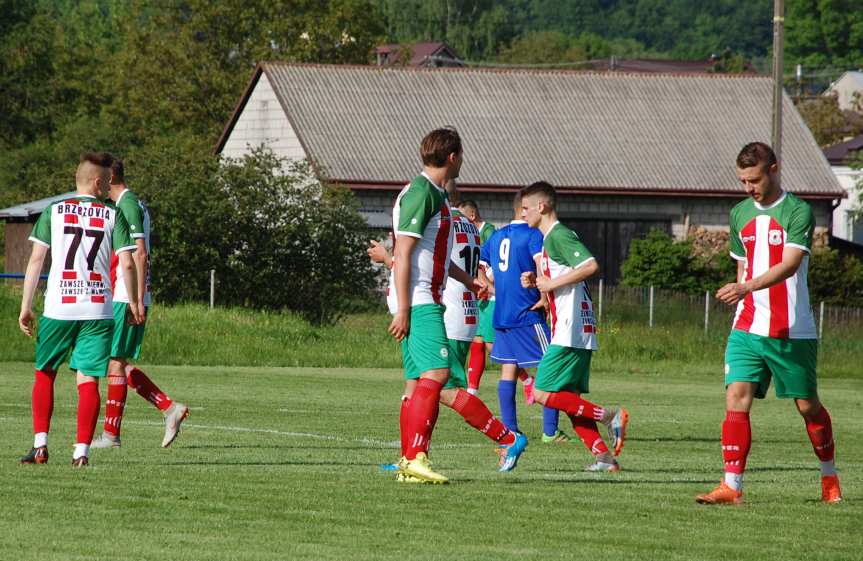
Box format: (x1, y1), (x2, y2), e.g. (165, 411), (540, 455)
(220, 73), (307, 162)
(831, 166), (863, 242)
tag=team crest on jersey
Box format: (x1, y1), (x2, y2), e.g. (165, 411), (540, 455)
(768, 230), (783, 246)
(439, 347), (449, 358)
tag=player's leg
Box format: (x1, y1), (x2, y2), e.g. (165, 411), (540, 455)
(696, 330), (764, 504)
(21, 317), (77, 464)
(68, 319), (113, 466)
(466, 335), (486, 394)
(397, 304), (450, 483)
(498, 362), (520, 432)
(92, 357), (128, 448)
(517, 368), (536, 405)
(532, 345), (625, 470)
(126, 345), (189, 448)
(769, 337), (841, 503)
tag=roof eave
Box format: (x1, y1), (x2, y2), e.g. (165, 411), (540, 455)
(213, 63), (265, 155)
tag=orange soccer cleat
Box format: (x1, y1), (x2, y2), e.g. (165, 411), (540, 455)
(821, 474), (842, 503)
(695, 482), (743, 505)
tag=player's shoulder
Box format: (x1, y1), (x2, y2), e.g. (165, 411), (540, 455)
(783, 192), (811, 212)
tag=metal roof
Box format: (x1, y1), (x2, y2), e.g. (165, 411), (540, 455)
(217, 63), (843, 197)
(0, 191), (77, 221)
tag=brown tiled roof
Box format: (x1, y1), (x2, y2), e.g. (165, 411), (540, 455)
(218, 63), (843, 197)
(823, 134), (863, 165)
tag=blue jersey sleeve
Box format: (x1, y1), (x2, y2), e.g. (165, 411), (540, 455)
(529, 229), (543, 259)
(480, 236), (492, 267)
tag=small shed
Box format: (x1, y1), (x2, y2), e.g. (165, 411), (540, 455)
(1, 191), (74, 273)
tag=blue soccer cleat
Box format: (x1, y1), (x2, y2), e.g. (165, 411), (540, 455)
(498, 432), (528, 472)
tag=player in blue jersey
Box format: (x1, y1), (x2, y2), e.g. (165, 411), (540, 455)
(480, 191), (568, 443)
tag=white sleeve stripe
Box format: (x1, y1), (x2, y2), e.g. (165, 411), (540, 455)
(785, 243), (811, 254)
(116, 245), (137, 253)
(572, 256), (596, 270)
(28, 237), (50, 248)
(532, 252), (543, 259)
(130, 233), (146, 239)
(729, 251), (746, 261)
(395, 230), (422, 239)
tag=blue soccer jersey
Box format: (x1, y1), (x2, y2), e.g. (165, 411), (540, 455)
(480, 220), (545, 328)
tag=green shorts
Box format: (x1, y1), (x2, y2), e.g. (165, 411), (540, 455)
(535, 344), (592, 393)
(400, 303), (450, 374)
(401, 337), (467, 390)
(725, 329), (818, 399)
(476, 299), (496, 342)
(111, 303), (148, 360)
(35, 316), (114, 377)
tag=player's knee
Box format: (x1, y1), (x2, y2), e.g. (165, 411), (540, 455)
(533, 389), (550, 405)
(795, 397), (822, 418)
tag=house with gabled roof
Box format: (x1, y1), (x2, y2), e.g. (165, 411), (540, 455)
(824, 134), (863, 243)
(215, 63), (844, 283)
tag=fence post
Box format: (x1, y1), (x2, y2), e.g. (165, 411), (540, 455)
(649, 285), (654, 328)
(819, 301), (824, 344)
(704, 291), (710, 334)
(210, 269), (215, 309)
(598, 278), (604, 322)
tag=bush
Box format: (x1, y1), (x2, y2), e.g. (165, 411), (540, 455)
(809, 248), (863, 307)
(621, 229), (735, 293)
(128, 139), (376, 324)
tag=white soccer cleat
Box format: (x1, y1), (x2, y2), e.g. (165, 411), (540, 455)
(90, 432), (121, 449)
(162, 402), (189, 448)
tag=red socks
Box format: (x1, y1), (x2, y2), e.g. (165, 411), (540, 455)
(467, 341), (486, 391)
(805, 406), (835, 462)
(517, 369), (529, 382)
(403, 378), (443, 460)
(399, 396), (410, 456)
(569, 416), (610, 455)
(449, 389), (514, 444)
(103, 376), (128, 437)
(32, 369), (56, 434)
(545, 391), (605, 421)
(76, 381), (100, 445)
(722, 411), (751, 474)
(127, 367), (172, 412)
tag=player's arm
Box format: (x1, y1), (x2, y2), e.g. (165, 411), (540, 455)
(367, 239), (393, 269)
(133, 238), (148, 314)
(448, 261), (486, 298)
(389, 235), (417, 340)
(716, 247), (805, 305)
(536, 258), (599, 293)
(18, 243), (49, 337)
(529, 254), (548, 310)
(478, 265), (494, 296)
(113, 212), (143, 324)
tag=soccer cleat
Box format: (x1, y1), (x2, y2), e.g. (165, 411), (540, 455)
(522, 379), (535, 405)
(541, 430), (571, 444)
(162, 402), (189, 448)
(397, 452), (448, 484)
(608, 408), (629, 456)
(90, 432), (121, 449)
(20, 446), (49, 465)
(821, 474), (842, 503)
(379, 463), (400, 472)
(498, 432), (528, 472)
(396, 472), (425, 483)
(584, 459), (620, 472)
(695, 482), (743, 505)
(71, 456), (89, 467)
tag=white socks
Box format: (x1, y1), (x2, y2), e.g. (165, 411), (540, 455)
(34, 432), (48, 448)
(724, 472), (743, 491)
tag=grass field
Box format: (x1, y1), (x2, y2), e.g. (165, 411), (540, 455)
(1, 362), (860, 561)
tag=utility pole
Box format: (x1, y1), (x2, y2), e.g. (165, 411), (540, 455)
(771, 0), (785, 170)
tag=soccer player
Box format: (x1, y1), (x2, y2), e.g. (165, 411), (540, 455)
(386, 129), (527, 483)
(481, 191), (568, 444)
(695, 142), (842, 504)
(18, 152), (143, 467)
(458, 200), (497, 394)
(91, 159), (189, 450)
(520, 181), (629, 472)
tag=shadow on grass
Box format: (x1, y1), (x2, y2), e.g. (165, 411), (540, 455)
(160, 460), (381, 467)
(180, 444), (380, 451)
(631, 436), (807, 444)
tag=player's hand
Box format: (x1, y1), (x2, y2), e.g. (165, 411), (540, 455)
(529, 293), (548, 311)
(535, 274), (554, 293)
(716, 282), (748, 305)
(137, 301), (148, 322)
(520, 271), (536, 288)
(388, 310), (410, 341)
(470, 278), (488, 300)
(367, 240), (389, 266)
(19, 308), (35, 337)
(128, 303), (145, 325)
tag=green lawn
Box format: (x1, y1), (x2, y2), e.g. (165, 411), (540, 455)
(1, 362), (860, 561)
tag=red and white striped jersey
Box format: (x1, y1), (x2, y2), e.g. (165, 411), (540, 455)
(29, 195), (135, 320)
(387, 173), (453, 309)
(442, 209), (480, 341)
(729, 191), (817, 339)
(540, 222), (598, 350)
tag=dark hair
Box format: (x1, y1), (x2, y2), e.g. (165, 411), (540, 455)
(520, 181), (557, 210)
(459, 199), (478, 213)
(110, 158), (125, 183)
(736, 142), (777, 170)
(512, 190), (523, 213)
(80, 151), (114, 168)
(420, 127), (462, 167)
